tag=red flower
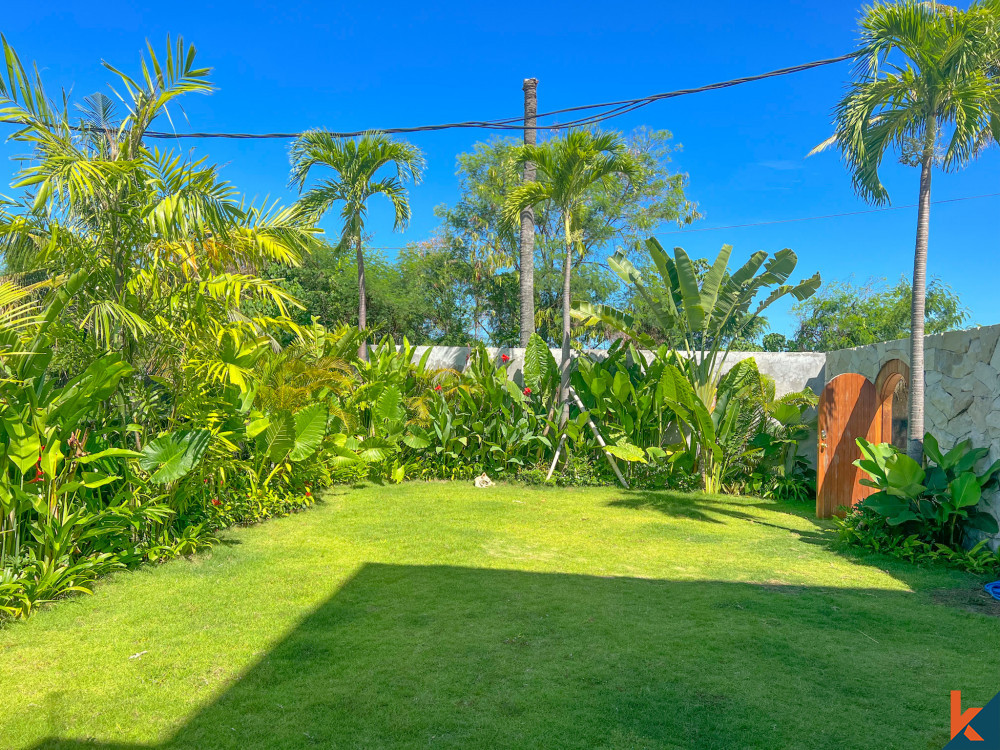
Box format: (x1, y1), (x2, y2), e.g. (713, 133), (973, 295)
(211, 498), (221, 507)
(501, 354), (510, 363)
(523, 387), (532, 395)
(305, 491), (312, 497)
(434, 385), (442, 391)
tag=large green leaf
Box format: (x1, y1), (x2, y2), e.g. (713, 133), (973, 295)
(884, 454), (926, 498)
(523, 332), (558, 392)
(605, 442), (647, 463)
(948, 472), (982, 509)
(139, 430), (211, 484)
(257, 411), (295, 463)
(4, 418), (40, 474)
(290, 403), (328, 462)
(75, 447), (144, 464)
(374, 385), (404, 424)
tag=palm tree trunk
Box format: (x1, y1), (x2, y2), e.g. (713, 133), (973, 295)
(519, 79), (538, 348)
(357, 232), (368, 361)
(558, 216), (573, 428)
(907, 120), (935, 462)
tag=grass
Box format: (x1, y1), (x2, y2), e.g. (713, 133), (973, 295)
(2, 483), (998, 750)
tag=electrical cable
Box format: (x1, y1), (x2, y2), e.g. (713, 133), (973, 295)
(5, 51), (856, 140)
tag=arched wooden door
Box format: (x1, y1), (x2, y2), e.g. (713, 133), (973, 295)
(875, 359), (909, 452)
(816, 373), (881, 518)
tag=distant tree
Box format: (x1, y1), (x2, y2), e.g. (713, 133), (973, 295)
(760, 333), (791, 352)
(263, 241), (474, 346)
(815, 0), (1000, 459)
(436, 129), (699, 346)
(791, 276), (969, 352)
(289, 131), (425, 358)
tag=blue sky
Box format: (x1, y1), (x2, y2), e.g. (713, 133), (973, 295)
(1, 0), (998, 337)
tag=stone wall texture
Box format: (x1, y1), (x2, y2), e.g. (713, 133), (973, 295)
(825, 324), (1000, 550)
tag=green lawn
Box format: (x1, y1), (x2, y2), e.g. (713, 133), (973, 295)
(3, 484), (998, 750)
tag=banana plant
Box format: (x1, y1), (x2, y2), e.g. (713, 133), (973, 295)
(573, 238), (820, 406)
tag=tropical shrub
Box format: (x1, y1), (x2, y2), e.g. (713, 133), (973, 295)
(854, 433), (1000, 545)
(835, 506), (1000, 576)
(839, 433), (1000, 573)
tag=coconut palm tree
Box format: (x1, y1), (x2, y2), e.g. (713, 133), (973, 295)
(814, 0), (1000, 460)
(290, 131), (425, 359)
(502, 130), (639, 422)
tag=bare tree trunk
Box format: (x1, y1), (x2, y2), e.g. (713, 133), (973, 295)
(357, 232), (368, 361)
(558, 218), (573, 427)
(519, 78), (538, 347)
(908, 119), (935, 462)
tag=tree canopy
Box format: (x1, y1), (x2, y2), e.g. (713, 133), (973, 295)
(790, 276), (969, 352)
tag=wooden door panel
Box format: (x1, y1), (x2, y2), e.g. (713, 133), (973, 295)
(816, 373), (879, 518)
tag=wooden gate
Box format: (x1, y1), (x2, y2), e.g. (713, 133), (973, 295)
(816, 373), (881, 518)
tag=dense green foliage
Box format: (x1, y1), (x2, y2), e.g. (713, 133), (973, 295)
(836, 432), (1000, 574)
(260, 242), (476, 345)
(573, 239), (820, 490)
(437, 130), (699, 346)
(0, 28), (988, 625)
(789, 277), (969, 351)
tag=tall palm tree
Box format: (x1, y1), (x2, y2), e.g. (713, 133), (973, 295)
(503, 130), (639, 422)
(290, 131), (425, 359)
(815, 0), (1000, 461)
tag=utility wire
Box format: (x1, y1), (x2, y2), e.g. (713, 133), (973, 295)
(12, 51), (855, 140)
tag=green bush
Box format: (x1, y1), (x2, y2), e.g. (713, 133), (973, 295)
(839, 433), (1000, 574)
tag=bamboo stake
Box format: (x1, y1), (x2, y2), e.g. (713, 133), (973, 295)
(569, 387), (629, 489)
(545, 432), (568, 481)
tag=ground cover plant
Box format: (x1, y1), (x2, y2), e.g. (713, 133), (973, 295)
(2, 483), (997, 750)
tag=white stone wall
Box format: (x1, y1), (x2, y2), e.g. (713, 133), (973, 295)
(409, 346), (826, 397)
(825, 324), (1000, 549)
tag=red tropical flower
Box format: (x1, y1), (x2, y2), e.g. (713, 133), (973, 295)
(211, 498), (221, 507)
(501, 354), (510, 363)
(435, 385), (442, 391)
(523, 387), (532, 395)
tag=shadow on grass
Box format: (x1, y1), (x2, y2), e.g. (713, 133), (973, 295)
(26, 563), (997, 750)
(608, 489), (825, 535)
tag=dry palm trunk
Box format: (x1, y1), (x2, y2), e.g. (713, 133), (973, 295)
(558, 220), (573, 428)
(519, 78), (538, 347)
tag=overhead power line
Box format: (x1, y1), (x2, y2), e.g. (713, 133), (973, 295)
(14, 51), (855, 141)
